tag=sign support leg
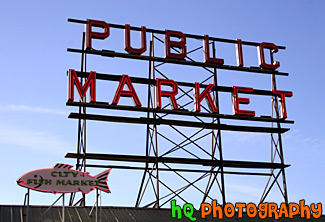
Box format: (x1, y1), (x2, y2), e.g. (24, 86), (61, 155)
(96, 188), (98, 222)
(25, 188), (30, 222)
(62, 193), (65, 222)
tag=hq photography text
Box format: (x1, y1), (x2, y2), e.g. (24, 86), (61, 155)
(171, 200), (322, 221)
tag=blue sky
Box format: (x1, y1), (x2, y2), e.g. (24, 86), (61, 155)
(0, 0), (324, 211)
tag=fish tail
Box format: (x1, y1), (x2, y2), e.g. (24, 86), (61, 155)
(95, 169), (111, 193)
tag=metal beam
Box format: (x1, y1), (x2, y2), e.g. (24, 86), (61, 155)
(67, 101), (294, 124)
(68, 113), (290, 133)
(68, 48), (288, 76)
(85, 164), (273, 176)
(65, 153), (290, 169)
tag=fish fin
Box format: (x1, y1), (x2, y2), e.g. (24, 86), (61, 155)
(80, 187), (94, 194)
(95, 169), (111, 193)
(53, 163), (73, 169)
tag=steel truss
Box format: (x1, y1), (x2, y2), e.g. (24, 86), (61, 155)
(133, 34), (227, 209)
(260, 51), (289, 204)
(66, 19), (292, 208)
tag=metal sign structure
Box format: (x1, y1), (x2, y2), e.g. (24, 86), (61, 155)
(65, 18), (293, 208)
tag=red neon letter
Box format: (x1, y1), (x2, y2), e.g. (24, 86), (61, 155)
(86, 19), (110, 49)
(194, 82), (218, 113)
(203, 35), (224, 64)
(155, 78), (179, 109)
(258, 42), (280, 70)
(124, 24), (147, 55)
(68, 69), (96, 102)
(236, 39), (244, 67)
(165, 30), (186, 59)
(112, 75), (142, 106)
(273, 90), (293, 118)
(232, 86), (255, 116)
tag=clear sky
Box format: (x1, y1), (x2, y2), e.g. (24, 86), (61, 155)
(0, 0), (324, 211)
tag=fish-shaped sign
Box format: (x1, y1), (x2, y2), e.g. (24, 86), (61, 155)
(17, 163), (111, 194)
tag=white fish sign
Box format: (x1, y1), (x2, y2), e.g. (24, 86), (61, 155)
(17, 163), (111, 194)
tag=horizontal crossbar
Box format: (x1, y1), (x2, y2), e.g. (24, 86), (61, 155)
(67, 48), (288, 76)
(67, 101), (294, 124)
(65, 153), (290, 169)
(68, 113), (290, 133)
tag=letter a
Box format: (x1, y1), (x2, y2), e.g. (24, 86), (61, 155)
(112, 75), (142, 106)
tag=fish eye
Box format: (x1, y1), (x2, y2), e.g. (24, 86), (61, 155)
(34, 175), (37, 178)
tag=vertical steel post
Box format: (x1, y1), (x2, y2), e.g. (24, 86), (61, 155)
(211, 41), (226, 206)
(136, 35), (154, 207)
(96, 188), (98, 222)
(70, 31), (87, 206)
(82, 26), (88, 206)
(26, 188), (30, 222)
(100, 190), (102, 222)
(202, 41), (226, 205)
(62, 193), (65, 222)
(150, 33), (159, 209)
(270, 51), (288, 204)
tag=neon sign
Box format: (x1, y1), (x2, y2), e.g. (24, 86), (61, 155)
(67, 19), (292, 119)
(85, 19), (280, 70)
(68, 70), (292, 118)
(65, 18), (295, 208)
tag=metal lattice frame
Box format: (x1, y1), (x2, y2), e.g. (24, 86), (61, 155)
(66, 18), (292, 208)
(135, 34), (226, 208)
(259, 51), (288, 204)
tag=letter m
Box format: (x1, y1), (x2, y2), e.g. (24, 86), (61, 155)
(68, 69), (96, 102)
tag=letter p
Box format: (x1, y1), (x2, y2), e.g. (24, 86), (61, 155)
(86, 19), (110, 49)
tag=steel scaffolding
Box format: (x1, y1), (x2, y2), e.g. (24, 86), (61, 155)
(66, 18), (293, 208)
